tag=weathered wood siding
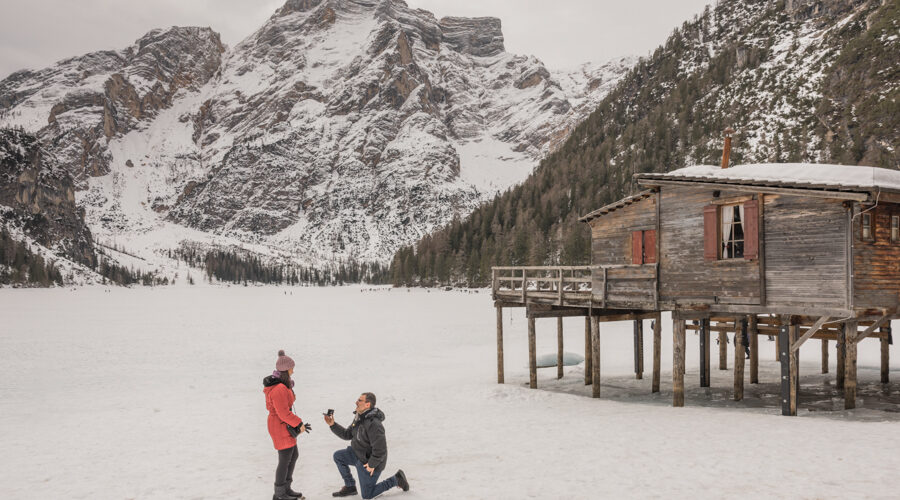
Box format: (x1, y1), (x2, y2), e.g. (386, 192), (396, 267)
(659, 187), (760, 305)
(591, 265), (657, 308)
(764, 194), (847, 307)
(853, 202), (900, 309)
(589, 197), (656, 266)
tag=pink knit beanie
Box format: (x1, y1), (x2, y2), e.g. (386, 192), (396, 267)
(275, 350), (295, 371)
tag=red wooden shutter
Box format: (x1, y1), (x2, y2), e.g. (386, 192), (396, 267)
(643, 230), (657, 263)
(632, 231), (644, 264)
(703, 205), (718, 261)
(743, 199), (759, 260)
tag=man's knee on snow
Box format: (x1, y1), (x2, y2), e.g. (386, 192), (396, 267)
(359, 484), (377, 500)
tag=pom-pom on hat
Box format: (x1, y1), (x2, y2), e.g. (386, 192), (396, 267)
(276, 349), (295, 371)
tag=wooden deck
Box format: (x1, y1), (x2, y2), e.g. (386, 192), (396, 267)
(491, 264), (659, 310)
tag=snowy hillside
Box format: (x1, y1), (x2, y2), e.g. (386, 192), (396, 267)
(0, 0), (634, 269)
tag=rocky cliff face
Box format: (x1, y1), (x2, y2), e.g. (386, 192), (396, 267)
(0, 0), (632, 265)
(0, 27), (224, 185)
(0, 128), (95, 267)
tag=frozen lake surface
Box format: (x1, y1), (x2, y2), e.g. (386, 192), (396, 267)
(1, 286), (899, 499)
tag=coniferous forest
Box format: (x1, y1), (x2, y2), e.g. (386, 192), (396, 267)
(389, 0), (899, 287)
(172, 247), (390, 286)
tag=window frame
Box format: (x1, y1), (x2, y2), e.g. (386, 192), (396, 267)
(861, 212), (874, 242)
(892, 215), (899, 244)
(719, 203), (745, 260)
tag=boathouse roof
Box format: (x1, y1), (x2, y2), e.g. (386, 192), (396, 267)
(635, 163), (900, 200)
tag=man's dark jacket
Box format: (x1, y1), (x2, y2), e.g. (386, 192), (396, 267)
(329, 408), (388, 472)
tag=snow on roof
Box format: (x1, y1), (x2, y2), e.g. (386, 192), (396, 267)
(637, 163), (900, 193)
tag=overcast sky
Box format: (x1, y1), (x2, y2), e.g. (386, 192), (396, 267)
(0, 0), (713, 78)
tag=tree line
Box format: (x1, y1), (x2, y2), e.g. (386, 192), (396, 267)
(171, 247), (390, 286)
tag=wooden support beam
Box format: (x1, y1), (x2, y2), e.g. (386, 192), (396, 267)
(791, 315), (831, 353)
(584, 316), (592, 386)
(790, 323), (800, 415)
(856, 314), (892, 342)
(591, 315), (601, 398)
(779, 318), (799, 416)
(837, 326), (846, 390)
(557, 269), (564, 306)
(496, 306), (504, 384)
(881, 325), (891, 384)
(718, 330), (728, 370)
(749, 315), (759, 384)
(601, 267), (608, 309)
(845, 319), (858, 410)
(673, 318), (686, 407)
(700, 318), (711, 388)
(634, 319), (644, 380)
(652, 315), (661, 393)
(821, 339), (829, 374)
(528, 316), (537, 389)
(557, 317), (564, 380)
(527, 308), (592, 319)
(638, 178), (870, 202)
(734, 317), (746, 401)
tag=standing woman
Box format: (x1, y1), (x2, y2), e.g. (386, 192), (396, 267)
(263, 350), (306, 500)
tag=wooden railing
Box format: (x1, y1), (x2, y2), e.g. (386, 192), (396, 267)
(492, 264), (658, 310)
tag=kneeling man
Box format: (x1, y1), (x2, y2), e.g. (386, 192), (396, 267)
(325, 392), (409, 498)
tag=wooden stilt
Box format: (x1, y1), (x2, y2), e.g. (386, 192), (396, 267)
(634, 320), (644, 380)
(821, 339), (829, 374)
(845, 319), (858, 410)
(528, 316), (537, 389)
(673, 317), (686, 407)
(718, 330), (728, 370)
(557, 317), (564, 380)
(699, 318), (710, 387)
(790, 322), (799, 415)
(591, 315), (601, 398)
(881, 325), (891, 384)
(652, 314), (661, 393)
(779, 317), (798, 416)
(734, 317), (746, 401)
(496, 306), (504, 384)
(584, 316), (592, 386)
(836, 326), (846, 390)
(749, 315), (759, 384)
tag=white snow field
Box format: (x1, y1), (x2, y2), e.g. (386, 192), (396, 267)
(1, 286), (899, 499)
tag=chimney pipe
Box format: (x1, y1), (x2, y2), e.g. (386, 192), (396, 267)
(721, 127), (735, 169)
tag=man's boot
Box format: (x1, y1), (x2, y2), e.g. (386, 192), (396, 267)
(285, 480), (305, 500)
(395, 469), (409, 492)
(332, 485), (358, 497)
(274, 483), (298, 500)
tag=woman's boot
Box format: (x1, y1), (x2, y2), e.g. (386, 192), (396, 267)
(273, 483), (298, 500)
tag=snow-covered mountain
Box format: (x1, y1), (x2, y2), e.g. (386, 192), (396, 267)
(0, 0), (633, 266)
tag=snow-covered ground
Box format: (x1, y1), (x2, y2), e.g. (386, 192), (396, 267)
(1, 286), (899, 499)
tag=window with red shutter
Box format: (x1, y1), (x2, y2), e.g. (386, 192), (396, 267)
(703, 205), (718, 261)
(632, 231), (644, 264)
(643, 230), (657, 264)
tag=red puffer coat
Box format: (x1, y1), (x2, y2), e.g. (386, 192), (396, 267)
(263, 376), (303, 450)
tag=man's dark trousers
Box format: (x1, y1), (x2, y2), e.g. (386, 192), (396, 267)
(333, 446), (397, 499)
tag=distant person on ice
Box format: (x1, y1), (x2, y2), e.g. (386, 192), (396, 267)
(264, 350), (308, 500)
(324, 392), (409, 498)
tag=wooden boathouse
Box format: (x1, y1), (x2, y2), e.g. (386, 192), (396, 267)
(492, 138), (900, 416)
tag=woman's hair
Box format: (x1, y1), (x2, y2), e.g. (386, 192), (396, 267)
(279, 370), (294, 393)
